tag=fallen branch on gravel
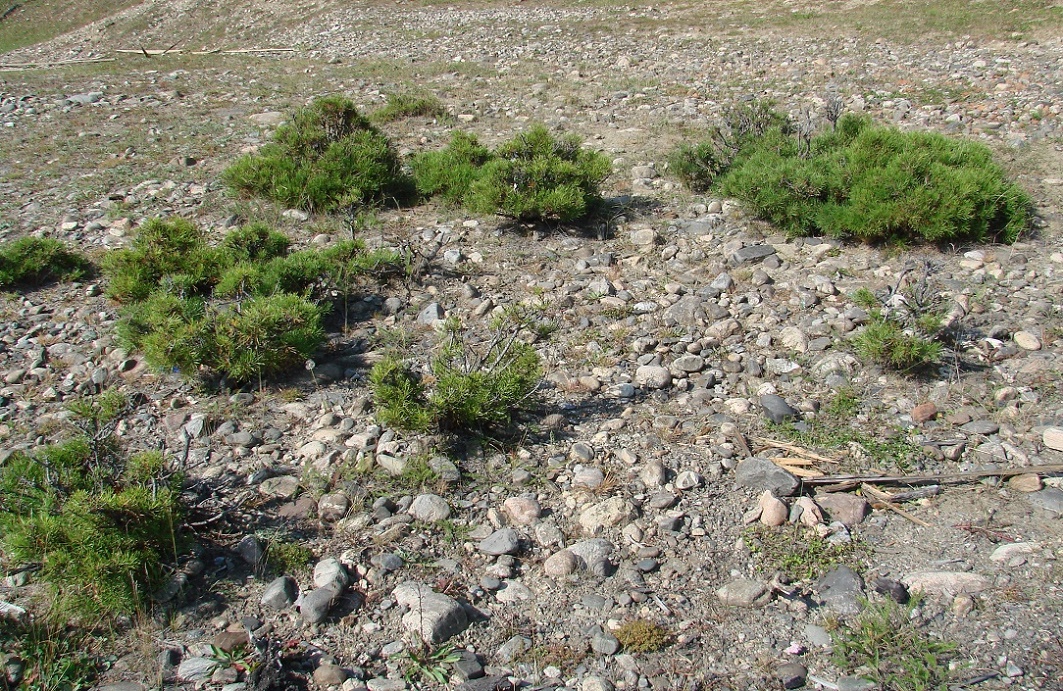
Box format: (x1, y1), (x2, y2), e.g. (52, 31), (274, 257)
(115, 47), (297, 55)
(806, 464), (1063, 492)
(0, 57), (115, 70)
(861, 483), (932, 527)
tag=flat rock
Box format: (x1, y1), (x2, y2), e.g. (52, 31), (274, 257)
(760, 394), (800, 424)
(494, 579), (533, 603)
(1026, 487), (1063, 517)
(579, 497), (635, 533)
(990, 541), (1040, 563)
(479, 527), (520, 555)
(731, 244), (776, 264)
(393, 582), (469, 643)
(816, 565), (865, 615)
(543, 549), (580, 577)
(814, 493), (870, 527)
(911, 402), (938, 424)
(314, 557), (350, 589)
(1013, 330), (1041, 350)
(503, 496), (541, 525)
(408, 493), (451, 522)
(902, 571), (991, 596)
(735, 457), (800, 497)
(716, 579), (770, 608)
(177, 657), (218, 682)
(1044, 427), (1063, 451)
(318, 492), (350, 522)
(568, 538), (614, 576)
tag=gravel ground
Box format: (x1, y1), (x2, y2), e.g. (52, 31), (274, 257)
(1, 1), (1063, 690)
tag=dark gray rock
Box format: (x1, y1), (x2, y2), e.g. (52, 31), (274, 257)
(735, 457), (800, 497)
(299, 583), (341, 624)
(873, 577), (910, 604)
(1027, 488), (1063, 517)
(261, 576), (297, 610)
(817, 566), (865, 615)
(777, 662), (808, 689)
(730, 244), (777, 265)
(478, 528), (520, 556)
(760, 394), (801, 425)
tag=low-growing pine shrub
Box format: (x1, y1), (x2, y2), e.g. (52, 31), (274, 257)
(223, 96), (415, 213)
(849, 270), (947, 372)
(464, 124), (611, 223)
(715, 112), (1030, 244)
(369, 316), (542, 434)
(105, 218), (402, 385)
(409, 131), (496, 206)
(0, 391), (185, 619)
(0, 236), (91, 289)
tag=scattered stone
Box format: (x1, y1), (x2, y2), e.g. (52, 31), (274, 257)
(318, 493), (350, 522)
(408, 494), (451, 522)
(776, 662), (807, 689)
(503, 496), (541, 525)
(872, 578), (910, 605)
(479, 528), (520, 555)
(635, 365), (672, 389)
(1008, 474), (1042, 492)
(393, 582), (469, 643)
(1013, 331), (1042, 350)
(731, 244), (776, 264)
(758, 491), (788, 527)
(716, 579), (771, 608)
(735, 457), (800, 497)
(759, 394), (801, 425)
(261, 576), (297, 609)
(177, 657), (218, 682)
(313, 663), (349, 686)
(1027, 488), (1063, 517)
(1044, 427), (1063, 451)
(902, 571), (991, 596)
(579, 497), (635, 533)
(817, 566), (865, 615)
(568, 539), (614, 576)
(813, 494), (870, 527)
(990, 542), (1040, 563)
(314, 557), (350, 589)
(911, 402), (938, 424)
(300, 584), (341, 624)
(543, 549), (580, 577)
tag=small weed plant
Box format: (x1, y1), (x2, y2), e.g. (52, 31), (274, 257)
(832, 597), (957, 691)
(671, 102), (1029, 244)
(104, 217), (403, 385)
(370, 313), (542, 434)
(0, 390), (184, 618)
(223, 96), (414, 213)
(743, 524), (866, 582)
(401, 643), (463, 684)
(613, 619), (672, 653)
(0, 237), (91, 289)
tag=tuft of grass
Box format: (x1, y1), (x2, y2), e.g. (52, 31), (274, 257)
(0, 617), (99, 691)
(263, 534), (314, 575)
(223, 96), (415, 214)
(832, 597), (957, 691)
(0, 237), (91, 289)
(743, 525), (866, 582)
(401, 644), (463, 685)
(613, 620), (672, 653)
(372, 92), (449, 123)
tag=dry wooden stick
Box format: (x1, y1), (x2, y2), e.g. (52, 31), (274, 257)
(0, 57), (115, 70)
(861, 483), (932, 527)
(753, 436), (841, 463)
(806, 464), (1063, 492)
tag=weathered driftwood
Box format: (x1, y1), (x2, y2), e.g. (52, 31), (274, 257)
(805, 464), (1063, 492)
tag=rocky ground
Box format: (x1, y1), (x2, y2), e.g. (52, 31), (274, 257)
(1, 1), (1063, 690)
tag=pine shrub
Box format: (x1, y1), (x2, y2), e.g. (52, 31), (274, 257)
(463, 125), (611, 223)
(369, 318), (542, 434)
(0, 236), (91, 289)
(715, 113), (1030, 244)
(223, 96), (415, 213)
(105, 218), (401, 385)
(0, 393), (184, 618)
(372, 92), (448, 124)
(409, 131), (495, 206)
